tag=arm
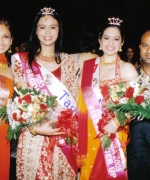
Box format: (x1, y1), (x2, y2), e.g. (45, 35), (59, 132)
(104, 61), (138, 136)
(11, 54), (64, 136)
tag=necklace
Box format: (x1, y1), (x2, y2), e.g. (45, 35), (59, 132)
(142, 68), (150, 76)
(36, 53), (55, 62)
(100, 56), (116, 66)
(0, 54), (8, 70)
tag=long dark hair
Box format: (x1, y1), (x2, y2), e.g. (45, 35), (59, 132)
(123, 46), (139, 65)
(78, 31), (99, 54)
(0, 18), (13, 66)
(26, 7), (63, 67)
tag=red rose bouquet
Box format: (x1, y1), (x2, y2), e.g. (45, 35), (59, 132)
(106, 75), (150, 126)
(7, 87), (56, 140)
(96, 75), (150, 150)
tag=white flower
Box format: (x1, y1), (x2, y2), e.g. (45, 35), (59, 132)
(119, 97), (129, 104)
(28, 103), (40, 112)
(129, 81), (139, 88)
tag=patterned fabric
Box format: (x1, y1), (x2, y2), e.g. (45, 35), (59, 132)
(12, 53), (79, 180)
(80, 57), (126, 180)
(0, 75), (14, 180)
(100, 56), (124, 87)
(100, 57), (124, 102)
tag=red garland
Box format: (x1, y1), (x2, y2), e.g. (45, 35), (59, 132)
(96, 108), (116, 141)
(54, 109), (78, 144)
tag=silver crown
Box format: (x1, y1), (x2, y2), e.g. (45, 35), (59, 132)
(41, 7), (55, 16)
(108, 17), (123, 26)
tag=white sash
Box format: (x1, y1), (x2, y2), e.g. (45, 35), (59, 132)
(12, 53), (77, 113)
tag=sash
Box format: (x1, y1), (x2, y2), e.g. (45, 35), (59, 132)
(81, 58), (127, 180)
(13, 52), (78, 174)
(15, 52), (77, 113)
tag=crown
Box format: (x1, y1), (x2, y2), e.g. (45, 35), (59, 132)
(108, 17), (123, 26)
(41, 7), (55, 16)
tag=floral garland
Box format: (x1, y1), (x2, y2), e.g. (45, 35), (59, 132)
(54, 109), (78, 146)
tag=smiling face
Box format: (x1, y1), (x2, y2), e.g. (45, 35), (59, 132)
(0, 24), (12, 54)
(100, 27), (122, 56)
(139, 31), (150, 64)
(36, 15), (59, 49)
(127, 48), (134, 60)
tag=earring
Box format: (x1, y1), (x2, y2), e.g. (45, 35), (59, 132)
(99, 46), (102, 50)
(119, 46), (122, 52)
(8, 46), (12, 53)
(119, 42), (124, 52)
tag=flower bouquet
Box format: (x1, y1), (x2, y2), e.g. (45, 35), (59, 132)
(7, 87), (57, 140)
(98, 75), (150, 150)
(54, 109), (78, 146)
(106, 75), (150, 125)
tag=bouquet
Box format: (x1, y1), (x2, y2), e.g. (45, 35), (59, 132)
(7, 87), (56, 140)
(106, 75), (150, 125)
(54, 109), (78, 146)
(98, 74), (150, 150)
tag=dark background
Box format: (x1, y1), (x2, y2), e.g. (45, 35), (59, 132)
(0, 0), (150, 54)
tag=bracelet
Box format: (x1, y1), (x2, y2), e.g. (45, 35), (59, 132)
(28, 124), (38, 135)
(112, 117), (121, 128)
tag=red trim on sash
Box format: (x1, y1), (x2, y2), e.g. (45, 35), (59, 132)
(80, 58), (127, 180)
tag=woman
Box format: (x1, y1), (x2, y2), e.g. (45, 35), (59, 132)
(11, 7), (79, 180)
(0, 18), (13, 180)
(123, 46), (140, 68)
(78, 17), (138, 179)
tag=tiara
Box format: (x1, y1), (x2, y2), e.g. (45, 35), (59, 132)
(108, 17), (123, 26)
(41, 7), (55, 16)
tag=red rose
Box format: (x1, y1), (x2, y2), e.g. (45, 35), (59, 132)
(40, 104), (48, 111)
(135, 96), (144, 104)
(12, 113), (17, 121)
(125, 87), (134, 98)
(18, 117), (26, 122)
(18, 97), (22, 104)
(22, 94), (32, 103)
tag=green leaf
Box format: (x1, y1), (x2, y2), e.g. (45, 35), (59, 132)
(117, 91), (124, 98)
(7, 124), (24, 140)
(101, 135), (111, 150)
(0, 106), (8, 122)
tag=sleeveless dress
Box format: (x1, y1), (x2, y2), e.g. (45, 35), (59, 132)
(12, 53), (79, 180)
(0, 75), (14, 180)
(80, 57), (127, 180)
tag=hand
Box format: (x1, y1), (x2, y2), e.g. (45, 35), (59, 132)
(34, 120), (65, 136)
(103, 119), (118, 137)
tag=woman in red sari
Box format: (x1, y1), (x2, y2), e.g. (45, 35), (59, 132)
(0, 18), (13, 180)
(11, 7), (79, 180)
(78, 17), (138, 180)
